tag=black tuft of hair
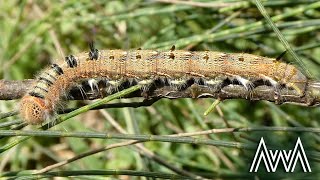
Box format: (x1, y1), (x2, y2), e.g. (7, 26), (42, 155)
(65, 55), (78, 68)
(51, 64), (64, 75)
(276, 50), (287, 61)
(89, 41), (99, 60)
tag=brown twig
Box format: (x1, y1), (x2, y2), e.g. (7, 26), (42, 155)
(1, 79), (320, 107)
(0, 80), (34, 100)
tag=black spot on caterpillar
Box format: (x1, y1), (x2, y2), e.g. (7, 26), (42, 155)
(65, 55), (78, 68)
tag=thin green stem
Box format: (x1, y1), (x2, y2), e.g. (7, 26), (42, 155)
(0, 130), (251, 150)
(0, 85), (142, 153)
(147, 1), (320, 49)
(1, 170), (190, 179)
(253, 0), (313, 78)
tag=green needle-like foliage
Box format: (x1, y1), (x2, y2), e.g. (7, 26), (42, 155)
(0, 1), (320, 179)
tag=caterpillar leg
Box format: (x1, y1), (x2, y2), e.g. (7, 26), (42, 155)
(235, 75), (254, 91)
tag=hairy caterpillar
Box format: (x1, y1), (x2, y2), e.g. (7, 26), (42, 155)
(20, 44), (309, 124)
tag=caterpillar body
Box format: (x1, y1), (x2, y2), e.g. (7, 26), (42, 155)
(20, 45), (309, 124)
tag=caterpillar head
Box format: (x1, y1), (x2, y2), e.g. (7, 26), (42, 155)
(20, 95), (48, 124)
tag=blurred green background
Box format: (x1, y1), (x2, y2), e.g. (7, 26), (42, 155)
(0, 0), (320, 179)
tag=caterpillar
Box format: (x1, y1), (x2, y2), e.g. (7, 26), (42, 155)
(20, 44), (309, 124)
